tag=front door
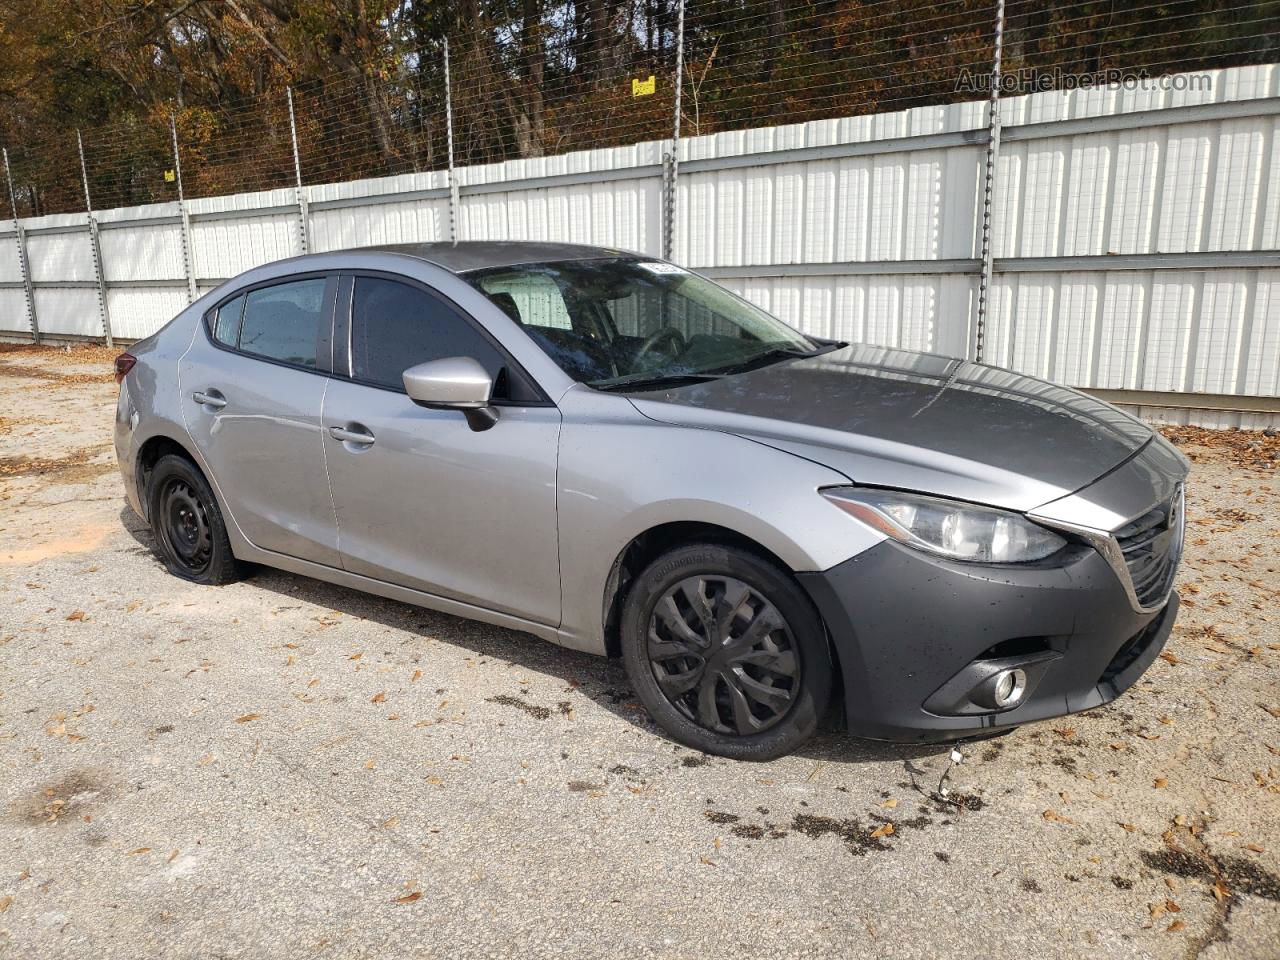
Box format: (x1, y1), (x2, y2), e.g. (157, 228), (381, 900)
(179, 274), (341, 567)
(321, 274), (561, 626)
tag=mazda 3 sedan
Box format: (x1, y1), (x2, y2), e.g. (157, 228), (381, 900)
(114, 242), (1188, 759)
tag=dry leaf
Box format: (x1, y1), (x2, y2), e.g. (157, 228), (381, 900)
(880, 797), (899, 809)
(363, 759), (376, 770)
(234, 713), (259, 724)
(127, 847), (151, 856)
(1159, 652), (1182, 665)
(411, 670), (422, 682)
(382, 816), (399, 828)
(869, 823), (894, 838)
(1042, 809), (1075, 825)
(1120, 823), (1138, 833)
(1149, 902), (1167, 919)
(1211, 880), (1230, 902)
(371, 692), (387, 704)
(1245, 843), (1265, 853)
(66, 610), (86, 622)
(0, 895), (12, 913)
(1167, 921), (1185, 932)
(393, 891), (422, 904)
(348, 651), (363, 661)
(1154, 777), (1169, 789)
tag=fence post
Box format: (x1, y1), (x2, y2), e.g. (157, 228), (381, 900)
(444, 38), (460, 245)
(77, 130), (114, 349)
(662, 0), (686, 261)
(974, 0), (1005, 363)
(3, 147), (39, 342)
(170, 114), (198, 304)
(286, 87), (311, 254)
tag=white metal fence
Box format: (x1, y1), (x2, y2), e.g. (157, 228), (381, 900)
(2, 65), (1278, 427)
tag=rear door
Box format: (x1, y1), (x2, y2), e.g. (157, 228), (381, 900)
(179, 273), (341, 566)
(321, 272), (562, 625)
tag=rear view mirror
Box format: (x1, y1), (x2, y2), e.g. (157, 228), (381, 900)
(402, 357), (499, 431)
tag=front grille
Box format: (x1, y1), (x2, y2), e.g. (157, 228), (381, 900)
(1114, 487), (1183, 608)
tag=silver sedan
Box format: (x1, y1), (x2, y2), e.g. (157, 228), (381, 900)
(114, 242), (1187, 759)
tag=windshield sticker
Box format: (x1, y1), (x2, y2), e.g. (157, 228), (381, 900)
(635, 261), (689, 276)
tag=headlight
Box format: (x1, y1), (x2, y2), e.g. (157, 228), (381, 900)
(821, 487), (1067, 563)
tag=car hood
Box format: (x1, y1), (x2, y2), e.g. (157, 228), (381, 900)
(627, 343), (1156, 512)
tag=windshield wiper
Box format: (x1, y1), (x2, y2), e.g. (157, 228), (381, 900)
(593, 372), (722, 392)
(708, 342), (839, 377)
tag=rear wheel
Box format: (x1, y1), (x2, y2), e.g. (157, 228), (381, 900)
(148, 454), (244, 586)
(620, 543), (831, 760)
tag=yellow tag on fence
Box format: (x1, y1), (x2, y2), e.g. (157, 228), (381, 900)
(163, 170), (176, 183)
(632, 75), (656, 97)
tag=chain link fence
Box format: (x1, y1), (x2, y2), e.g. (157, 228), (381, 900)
(4, 0), (1276, 218)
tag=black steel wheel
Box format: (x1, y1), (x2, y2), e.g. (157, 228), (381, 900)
(157, 477), (214, 575)
(621, 543), (831, 760)
(147, 454), (244, 586)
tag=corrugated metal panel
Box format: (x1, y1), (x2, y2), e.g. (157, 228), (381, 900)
(0, 238), (23, 284)
(310, 199), (448, 253)
(189, 213), (298, 279)
(0, 288), (31, 332)
(31, 288), (101, 337)
(100, 223), (186, 281)
(104, 287), (189, 340)
(26, 231), (94, 283)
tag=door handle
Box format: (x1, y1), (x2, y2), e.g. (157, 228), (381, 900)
(192, 389), (227, 409)
(329, 425), (376, 446)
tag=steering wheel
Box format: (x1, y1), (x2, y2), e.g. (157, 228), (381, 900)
(634, 326), (687, 368)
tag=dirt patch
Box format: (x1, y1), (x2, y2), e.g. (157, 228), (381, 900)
(0, 362), (114, 385)
(0, 342), (120, 366)
(0, 447), (115, 483)
(486, 694), (552, 720)
(790, 813), (893, 856)
(12, 769), (114, 826)
(0, 522), (116, 565)
(1160, 425), (1279, 472)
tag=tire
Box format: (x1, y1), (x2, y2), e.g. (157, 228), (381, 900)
(620, 543), (831, 761)
(147, 454), (244, 586)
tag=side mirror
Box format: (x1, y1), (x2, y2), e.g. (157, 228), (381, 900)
(402, 357), (499, 431)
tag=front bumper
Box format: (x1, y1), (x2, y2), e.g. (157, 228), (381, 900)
(798, 539), (1177, 742)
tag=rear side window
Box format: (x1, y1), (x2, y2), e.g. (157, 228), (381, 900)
(238, 277), (329, 368)
(213, 294), (245, 346)
(351, 277), (507, 390)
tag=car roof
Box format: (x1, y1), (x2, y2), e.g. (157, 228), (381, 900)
(338, 241), (639, 274)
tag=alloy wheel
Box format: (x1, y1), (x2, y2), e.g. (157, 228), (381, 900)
(646, 575), (801, 735)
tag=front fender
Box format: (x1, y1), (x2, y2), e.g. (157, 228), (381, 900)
(553, 389), (885, 654)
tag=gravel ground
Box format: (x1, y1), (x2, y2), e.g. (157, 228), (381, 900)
(0, 344), (1277, 960)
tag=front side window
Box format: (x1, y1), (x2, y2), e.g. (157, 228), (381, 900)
(237, 277), (329, 368)
(350, 276), (507, 391)
(466, 258), (818, 388)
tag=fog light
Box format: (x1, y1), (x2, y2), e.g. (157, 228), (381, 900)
(991, 668), (1027, 709)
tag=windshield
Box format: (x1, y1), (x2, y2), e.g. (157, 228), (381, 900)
(464, 258), (820, 388)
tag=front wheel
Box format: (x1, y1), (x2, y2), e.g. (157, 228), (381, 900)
(620, 544), (831, 761)
(148, 454), (245, 586)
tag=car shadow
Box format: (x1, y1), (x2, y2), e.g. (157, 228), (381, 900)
(120, 506), (954, 767)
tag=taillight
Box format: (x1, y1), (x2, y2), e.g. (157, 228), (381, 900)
(114, 353), (137, 384)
